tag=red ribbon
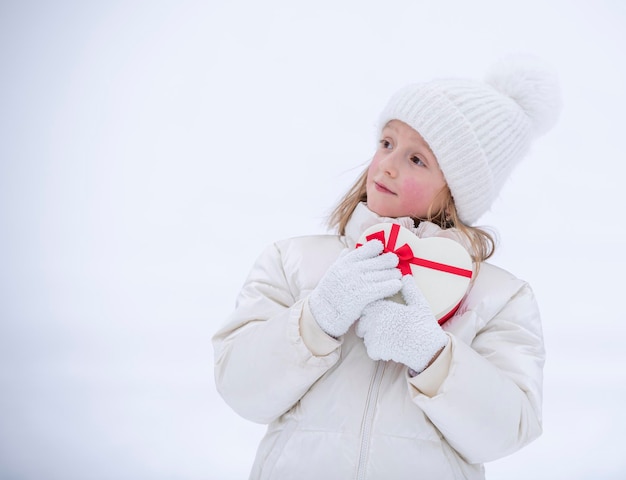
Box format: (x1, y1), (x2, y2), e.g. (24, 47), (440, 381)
(357, 223), (473, 279)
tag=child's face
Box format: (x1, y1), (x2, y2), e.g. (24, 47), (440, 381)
(366, 120), (447, 219)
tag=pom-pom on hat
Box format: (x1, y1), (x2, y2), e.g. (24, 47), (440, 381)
(377, 54), (562, 225)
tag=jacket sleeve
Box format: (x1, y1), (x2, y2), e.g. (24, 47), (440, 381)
(409, 278), (545, 464)
(212, 241), (341, 424)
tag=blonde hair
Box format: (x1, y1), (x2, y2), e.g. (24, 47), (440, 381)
(328, 167), (496, 263)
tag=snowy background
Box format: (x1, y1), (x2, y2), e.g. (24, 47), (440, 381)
(1, 1), (625, 479)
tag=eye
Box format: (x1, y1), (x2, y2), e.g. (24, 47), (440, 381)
(411, 155), (426, 167)
(379, 139), (392, 150)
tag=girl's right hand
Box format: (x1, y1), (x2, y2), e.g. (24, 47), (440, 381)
(308, 240), (402, 338)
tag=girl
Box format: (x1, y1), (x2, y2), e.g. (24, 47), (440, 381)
(213, 56), (561, 479)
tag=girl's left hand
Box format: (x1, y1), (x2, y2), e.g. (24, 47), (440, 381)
(356, 276), (448, 374)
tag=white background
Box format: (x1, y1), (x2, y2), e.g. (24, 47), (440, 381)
(1, 1), (625, 479)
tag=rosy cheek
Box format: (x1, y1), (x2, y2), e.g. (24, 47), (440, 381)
(400, 178), (424, 202)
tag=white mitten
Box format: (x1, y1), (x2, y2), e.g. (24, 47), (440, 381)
(356, 275), (448, 373)
(309, 240), (402, 338)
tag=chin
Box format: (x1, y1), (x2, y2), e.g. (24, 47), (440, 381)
(367, 193), (400, 218)
(368, 203), (393, 218)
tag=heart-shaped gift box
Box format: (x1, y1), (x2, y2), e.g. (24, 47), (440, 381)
(357, 223), (473, 325)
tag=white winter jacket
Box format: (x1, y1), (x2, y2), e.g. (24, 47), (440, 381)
(213, 204), (545, 480)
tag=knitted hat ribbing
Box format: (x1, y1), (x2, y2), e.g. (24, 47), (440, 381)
(377, 55), (562, 225)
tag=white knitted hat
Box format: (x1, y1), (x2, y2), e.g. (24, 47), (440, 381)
(377, 55), (562, 225)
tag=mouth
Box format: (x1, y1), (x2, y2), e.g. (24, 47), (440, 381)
(374, 181), (396, 195)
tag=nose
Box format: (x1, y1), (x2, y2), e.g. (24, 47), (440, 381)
(379, 151), (400, 177)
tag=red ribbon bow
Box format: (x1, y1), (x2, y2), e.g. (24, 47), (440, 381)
(364, 226), (414, 275)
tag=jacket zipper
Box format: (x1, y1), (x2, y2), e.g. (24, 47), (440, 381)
(355, 361), (385, 480)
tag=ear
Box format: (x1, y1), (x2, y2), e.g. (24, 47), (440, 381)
(443, 206), (459, 229)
